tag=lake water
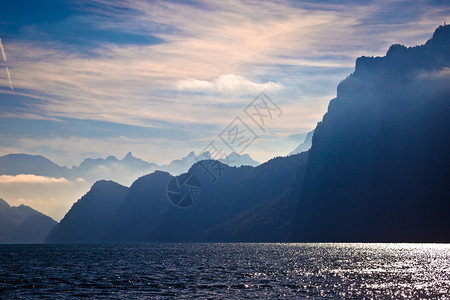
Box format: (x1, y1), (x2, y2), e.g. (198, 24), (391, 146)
(1, 243), (449, 298)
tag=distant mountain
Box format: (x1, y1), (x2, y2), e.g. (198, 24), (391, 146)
(45, 181), (128, 243)
(0, 198), (57, 243)
(220, 152), (259, 167)
(158, 151), (205, 175)
(72, 152), (157, 176)
(289, 130), (314, 155)
(0, 151), (259, 186)
(69, 152), (158, 185)
(44, 153), (304, 243)
(0, 154), (69, 178)
(292, 25), (450, 242)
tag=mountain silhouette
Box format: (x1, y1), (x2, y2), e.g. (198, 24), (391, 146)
(45, 180), (128, 243)
(0, 198), (57, 243)
(292, 25), (450, 242)
(0, 154), (69, 178)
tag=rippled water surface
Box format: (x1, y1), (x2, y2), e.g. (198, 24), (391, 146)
(1, 243), (449, 298)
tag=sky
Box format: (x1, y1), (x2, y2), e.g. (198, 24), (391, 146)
(0, 0), (449, 167)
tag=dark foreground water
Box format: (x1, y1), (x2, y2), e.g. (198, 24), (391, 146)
(0, 243), (449, 299)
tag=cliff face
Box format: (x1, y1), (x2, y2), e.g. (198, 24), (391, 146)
(292, 25), (450, 242)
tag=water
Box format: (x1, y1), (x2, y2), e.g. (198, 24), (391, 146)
(1, 243), (449, 299)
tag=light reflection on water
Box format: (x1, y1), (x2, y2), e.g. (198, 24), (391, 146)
(0, 243), (449, 298)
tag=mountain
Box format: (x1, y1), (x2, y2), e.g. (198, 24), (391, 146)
(0, 154), (69, 178)
(45, 153), (303, 243)
(69, 152), (158, 185)
(45, 180), (128, 243)
(292, 25), (450, 242)
(0, 198), (57, 243)
(72, 152), (157, 176)
(289, 130), (314, 155)
(157, 151), (204, 175)
(220, 152), (259, 167)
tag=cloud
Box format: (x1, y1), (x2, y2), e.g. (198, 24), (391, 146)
(0, 174), (68, 184)
(176, 74), (282, 94)
(1, 0), (448, 165)
(4, 0), (445, 124)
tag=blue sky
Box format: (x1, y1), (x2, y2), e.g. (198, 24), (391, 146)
(1, 0), (449, 166)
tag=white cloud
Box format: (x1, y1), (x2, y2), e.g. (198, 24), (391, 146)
(177, 74), (282, 94)
(177, 78), (214, 92)
(0, 174), (68, 184)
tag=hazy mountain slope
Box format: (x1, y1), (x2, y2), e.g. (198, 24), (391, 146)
(0, 198), (57, 243)
(292, 25), (450, 242)
(0, 154), (69, 177)
(45, 180), (128, 243)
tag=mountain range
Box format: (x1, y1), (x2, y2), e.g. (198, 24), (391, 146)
(4, 25), (450, 244)
(45, 152), (307, 243)
(0, 151), (259, 187)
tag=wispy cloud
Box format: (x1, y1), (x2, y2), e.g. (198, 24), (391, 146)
(0, 37), (15, 92)
(0, 0), (448, 164)
(0, 38), (7, 62)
